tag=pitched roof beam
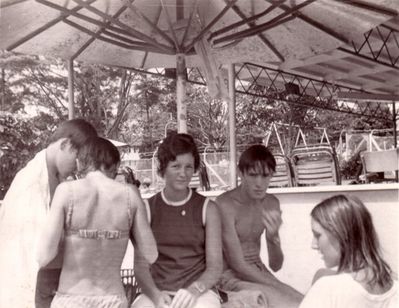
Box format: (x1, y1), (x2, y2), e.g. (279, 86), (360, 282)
(71, 0), (175, 53)
(63, 19), (170, 54)
(183, 0), (237, 53)
(341, 0), (398, 17)
(211, 0), (316, 46)
(36, 0), (173, 53)
(124, 0), (176, 47)
(6, 0), (97, 51)
(208, 0), (286, 40)
(229, 4), (284, 62)
(70, 3), (133, 60)
(274, 1), (351, 45)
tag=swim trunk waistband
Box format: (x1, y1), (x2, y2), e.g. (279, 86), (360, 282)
(51, 292), (128, 308)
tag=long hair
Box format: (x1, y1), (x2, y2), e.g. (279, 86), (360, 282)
(311, 194), (392, 288)
(77, 137), (120, 176)
(157, 133), (200, 177)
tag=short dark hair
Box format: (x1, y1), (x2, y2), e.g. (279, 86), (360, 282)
(77, 137), (120, 174)
(157, 133), (200, 177)
(238, 144), (276, 174)
(48, 118), (97, 150)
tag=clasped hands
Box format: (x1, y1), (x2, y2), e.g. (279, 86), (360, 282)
(155, 288), (199, 308)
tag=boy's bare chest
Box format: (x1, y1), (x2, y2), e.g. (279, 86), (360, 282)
(235, 204), (264, 241)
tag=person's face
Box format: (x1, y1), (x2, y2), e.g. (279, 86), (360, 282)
(56, 140), (78, 179)
(239, 165), (273, 200)
(311, 218), (341, 268)
(163, 153), (195, 192)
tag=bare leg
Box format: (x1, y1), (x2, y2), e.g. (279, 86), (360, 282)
(231, 277), (303, 308)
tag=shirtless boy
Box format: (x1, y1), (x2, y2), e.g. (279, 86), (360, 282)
(216, 144), (303, 308)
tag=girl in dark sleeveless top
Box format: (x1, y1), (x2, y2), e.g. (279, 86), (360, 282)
(132, 133), (222, 308)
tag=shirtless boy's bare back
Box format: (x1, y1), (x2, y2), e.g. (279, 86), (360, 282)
(216, 145), (303, 308)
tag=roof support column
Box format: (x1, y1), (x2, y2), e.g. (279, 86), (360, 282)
(393, 101), (398, 182)
(227, 63), (237, 188)
(67, 59), (75, 119)
(176, 53), (187, 133)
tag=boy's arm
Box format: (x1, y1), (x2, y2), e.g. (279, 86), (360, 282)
(216, 195), (275, 285)
(36, 183), (67, 268)
(262, 195), (284, 271)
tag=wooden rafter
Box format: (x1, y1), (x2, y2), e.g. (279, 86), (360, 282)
(342, 0), (398, 17)
(231, 5), (284, 62)
(180, 0), (198, 48)
(211, 0), (316, 45)
(183, 0), (237, 53)
(70, 0), (175, 52)
(123, 0), (175, 47)
(70, 3), (130, 60)
(208, 0), (286, 40)
(274, 2), (356, 46)
(160, 0), (181, 52)
(6, 0), (97, 51)
(63, 19), (170, 54)
(37, 0), (172, 52)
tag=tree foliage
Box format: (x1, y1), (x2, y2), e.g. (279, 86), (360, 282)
(0, 51), (395, 195)
(0, 112), (55, 198)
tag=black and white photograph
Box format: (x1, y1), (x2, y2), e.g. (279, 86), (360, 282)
(0, 1), (398, 307)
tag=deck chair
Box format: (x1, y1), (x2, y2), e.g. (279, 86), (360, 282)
(121, 269), (140, 306)
(360, 148), (399, 183)
(189, 161), (211, 191)
(269, 154), (294, 188)
(291, 145), (341, 186)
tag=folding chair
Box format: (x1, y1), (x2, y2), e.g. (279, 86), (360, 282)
(360, 148), (399, 183)
(269, 154), (294, 188)
(291, 145), (341, 186)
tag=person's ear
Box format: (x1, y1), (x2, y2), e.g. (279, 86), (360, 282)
(60, 138), (75, 152)
(59, 138), (69, 150)
(238, 169), (243, 180)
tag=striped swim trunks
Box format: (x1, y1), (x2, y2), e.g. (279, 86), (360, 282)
(51, 292), (128, 308)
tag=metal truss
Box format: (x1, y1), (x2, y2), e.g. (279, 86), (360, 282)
(129, 63), (396, 124)
(233, 63), (395, 123)
(339, 25), (399, 70)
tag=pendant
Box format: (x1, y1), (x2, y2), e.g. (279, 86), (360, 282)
(181, 210), (186, 216)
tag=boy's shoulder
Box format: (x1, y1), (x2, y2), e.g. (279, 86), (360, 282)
(261, 193), (280, 209)
(216, 187), (239, 204)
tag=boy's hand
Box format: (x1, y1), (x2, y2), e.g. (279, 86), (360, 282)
(262, 208), (282, 241)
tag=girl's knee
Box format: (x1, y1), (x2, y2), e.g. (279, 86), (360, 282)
(130, 294), (155, 308)
(193, 290), (221, 308)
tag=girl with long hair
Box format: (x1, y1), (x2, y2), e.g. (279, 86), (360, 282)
(300, 194), (397, 307)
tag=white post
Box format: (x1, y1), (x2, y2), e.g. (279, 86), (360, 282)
(176, 54), (187, 133)
(227, 63), (237, 188)
(67, 59), (75, 119)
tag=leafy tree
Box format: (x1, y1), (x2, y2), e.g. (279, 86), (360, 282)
(0, 112), (55, 199)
